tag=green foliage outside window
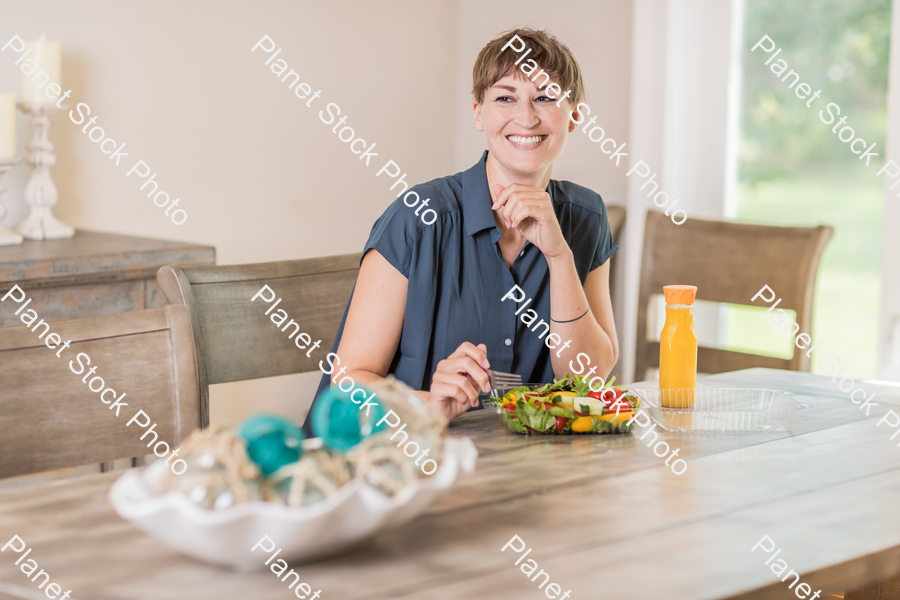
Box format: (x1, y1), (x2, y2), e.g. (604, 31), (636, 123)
(726, 0), (891, 378)
(741, 0), (890, 182)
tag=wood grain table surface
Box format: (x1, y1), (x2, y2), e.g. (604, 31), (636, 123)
(2, 368), (900, 600)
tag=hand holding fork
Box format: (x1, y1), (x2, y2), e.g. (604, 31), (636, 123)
(429, 342), (516, 421)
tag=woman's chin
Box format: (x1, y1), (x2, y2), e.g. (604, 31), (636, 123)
(491, 149), (554, 177)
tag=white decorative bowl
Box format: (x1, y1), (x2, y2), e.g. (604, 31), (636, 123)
(109, 436), (478, 569)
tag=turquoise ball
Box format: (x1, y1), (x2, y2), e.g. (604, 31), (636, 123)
(312, 386), (386, 452)
(235, 414), (304, 476)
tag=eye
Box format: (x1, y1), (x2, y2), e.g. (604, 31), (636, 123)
(535, 96), (554, 102)
(495, 96), (514, 103)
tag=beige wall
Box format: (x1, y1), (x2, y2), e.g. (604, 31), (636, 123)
(1, 0), (460, 262)
(1, 0), (632, 427)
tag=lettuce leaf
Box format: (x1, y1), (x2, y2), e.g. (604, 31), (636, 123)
(504, 414), (527, 433)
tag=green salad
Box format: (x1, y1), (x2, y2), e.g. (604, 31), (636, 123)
(489, 374), (642, 435)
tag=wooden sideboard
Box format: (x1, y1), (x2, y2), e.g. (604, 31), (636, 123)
(0, 229), (215, 327)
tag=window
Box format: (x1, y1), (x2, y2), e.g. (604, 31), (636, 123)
(724, 0), (891, 378)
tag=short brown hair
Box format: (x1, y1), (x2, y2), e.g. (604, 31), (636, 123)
(472, 28), (585, 106)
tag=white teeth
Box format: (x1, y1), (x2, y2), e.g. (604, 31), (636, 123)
(507, 135), (545, 146)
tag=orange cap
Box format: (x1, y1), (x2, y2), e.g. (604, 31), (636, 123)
(663, 285), (697, 304)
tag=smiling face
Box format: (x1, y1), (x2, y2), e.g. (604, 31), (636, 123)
(473, 71), (577, 181)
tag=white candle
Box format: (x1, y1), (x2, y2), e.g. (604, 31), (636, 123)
(0, 94), (15, 159)
(21, 36), (61, 105)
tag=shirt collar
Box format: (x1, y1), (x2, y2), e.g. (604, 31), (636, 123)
(463, 150), (499, 236)
(462, 150), (559, 237)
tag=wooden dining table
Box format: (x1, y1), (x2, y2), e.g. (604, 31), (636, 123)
(2, 367), (900, 600)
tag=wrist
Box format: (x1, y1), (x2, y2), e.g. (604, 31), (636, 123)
(545, 245), (573, 265)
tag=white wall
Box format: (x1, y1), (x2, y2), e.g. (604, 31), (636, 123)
(662, 0), (733, 221)
(1, 0), (635, 426)
(1, 0), (460, 263)
(1, 0), (460, 426)
(618, 0), (735, 382)
(880, 0), (900, 380)
(617, 0), (669, 384)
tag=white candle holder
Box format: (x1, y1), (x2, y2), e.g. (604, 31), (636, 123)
(0, 157), (24, 246)
(14, 103), (74, 240)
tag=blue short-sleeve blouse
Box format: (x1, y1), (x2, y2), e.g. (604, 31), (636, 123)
(303, 150), (617, 433)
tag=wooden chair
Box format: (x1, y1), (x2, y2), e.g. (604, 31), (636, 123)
(606, 205), (626, 299)
(634, 210), (833, 379)
(156, 254), (362, 427)
(607, 204), (626, 242)
(0, 304), (201, 479)
(846, 576), (900, 600)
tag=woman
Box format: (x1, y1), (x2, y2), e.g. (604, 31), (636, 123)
(304, 27), (619, 430)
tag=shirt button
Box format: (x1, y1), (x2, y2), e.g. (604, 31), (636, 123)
(520, 251), (524, 256)
(505, 338), (512, 346)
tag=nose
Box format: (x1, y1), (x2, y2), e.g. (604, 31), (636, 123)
(513, 100), (539, 129)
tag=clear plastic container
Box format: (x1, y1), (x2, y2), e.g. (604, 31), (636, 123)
(629, 388), (801, 432)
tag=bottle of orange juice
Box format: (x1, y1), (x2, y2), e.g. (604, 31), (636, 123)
(660, 285), (698, 408)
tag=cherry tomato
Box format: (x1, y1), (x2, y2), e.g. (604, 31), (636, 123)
(589, 388), (630, 407)
(606, 398), (634, 414)
(613, 396), (635, 408)
(588, 389), (618, 403)
(553, 416), (570, 432)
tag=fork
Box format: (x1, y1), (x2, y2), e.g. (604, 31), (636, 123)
(481, 369), (523, 411)
(487, 369), (523, 397)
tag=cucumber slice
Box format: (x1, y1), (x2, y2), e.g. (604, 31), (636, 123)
(574, 397), (605, 415)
